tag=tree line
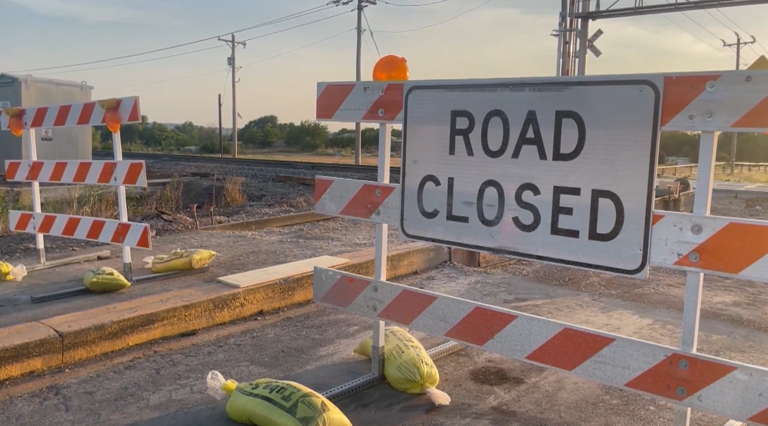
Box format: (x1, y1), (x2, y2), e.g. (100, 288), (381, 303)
(660, 131), (768, 164)
(92, 115), (765, 163)
(92, 114), (403, 154)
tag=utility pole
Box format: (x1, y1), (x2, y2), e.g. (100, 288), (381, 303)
(218, 33), (246, 158)
(218, 94), (223, 157)
(723, 32), (756, 174)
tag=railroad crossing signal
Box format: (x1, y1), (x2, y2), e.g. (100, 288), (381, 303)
(588, 28), (603, 58)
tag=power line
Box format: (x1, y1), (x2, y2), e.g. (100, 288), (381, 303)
(362, 9), (382, 57)
(661, 15), (734, 58)
(377, 0), (491, 33)
(379, 0), (449, 6)
(695, 7), (762, 58)
(99, 69), (228, 91)
(101, 28), (353, 90)
(363, 30), (377, 60)
(241, 9), (354, 42)
(35, 10), (352, 76)
(715, 8), (768, 55)
(240, 28), (355, 67)
(6, 3), (337, 73)
(38, 45), (225, 76)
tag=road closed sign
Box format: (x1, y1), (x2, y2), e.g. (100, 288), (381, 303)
(400, 80), (660, 276)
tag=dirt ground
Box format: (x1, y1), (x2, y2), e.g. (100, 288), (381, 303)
(0, 258), (763, 425)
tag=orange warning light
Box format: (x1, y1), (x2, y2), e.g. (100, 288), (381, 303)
(98, 99), (122, 133)
(3, 107), (24, 137)
(373, 55), (409, 82)
(104, 109), (122, 133)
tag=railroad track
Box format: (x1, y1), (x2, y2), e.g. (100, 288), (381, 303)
(92, 150), (399, 175)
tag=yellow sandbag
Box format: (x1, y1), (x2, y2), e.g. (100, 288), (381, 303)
(354, 326), (450, 406)
(0, 261), (26, 282)
(206, 371), (352, 426)
(142, 249), (217, 273)
(83, 267), (131, 293)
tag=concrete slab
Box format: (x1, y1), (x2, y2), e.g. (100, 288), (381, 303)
(217, 255), (350, 288)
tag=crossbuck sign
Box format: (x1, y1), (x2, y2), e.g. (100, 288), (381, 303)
(400, 81), (660, 276)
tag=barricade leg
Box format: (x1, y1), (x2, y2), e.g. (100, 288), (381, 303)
(111, 130), (132, 281)
(26, 128), (46, 264)
(370, 123), (392, 376)
(673, 131), (717, 426)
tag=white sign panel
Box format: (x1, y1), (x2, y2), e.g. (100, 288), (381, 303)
(0, 101), (10, 109)
(400, 80), (660, 276)
(41, 128), (53, 142)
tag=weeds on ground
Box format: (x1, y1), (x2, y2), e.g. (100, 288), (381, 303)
(129, 177), (185, 216)
(42, 187), (118, 219)
(221, 177), (247, 207)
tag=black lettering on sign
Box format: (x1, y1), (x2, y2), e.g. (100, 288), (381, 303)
(589, 189), (625, 242)
(446, 177), (469, 223)
(476, 179), (505, 227)
(481, 109), (510, 159)
(512, 183), (541, 233)
(511, 110), (547, 160)
(449, 110), (475, 156)
(417, 174), (441, 219)
(553, 110), (586, 162)
(551, 186), (580, 239)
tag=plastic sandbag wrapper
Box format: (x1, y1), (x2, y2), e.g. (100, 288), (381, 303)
(354, 326), (450, 407)
(83, 266), (131, 293)
(206, 371), (353, 426)
(0, 261), (26, 282)
(142, 249), (217, 273)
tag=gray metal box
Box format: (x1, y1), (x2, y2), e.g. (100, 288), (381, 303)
(0, 74), (94, 174)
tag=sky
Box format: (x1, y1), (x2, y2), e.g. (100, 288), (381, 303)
(2, 0), (768, 130)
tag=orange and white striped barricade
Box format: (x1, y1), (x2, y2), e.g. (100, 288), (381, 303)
(1, 97), (149, 279)
(311, 70), (768, 424)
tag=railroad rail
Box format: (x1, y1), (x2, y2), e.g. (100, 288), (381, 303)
(91, 150), (399, 175)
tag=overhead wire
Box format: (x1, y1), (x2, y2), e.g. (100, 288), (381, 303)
(35, 10), (353, 76)
(240, 28), (355, 68)
(240, 9), (354, 42)
(695, 7), (761, 59)
(362, 9), (382, 57)
(377, 0), (491, 33)
(37, 45), (225, 76)
(379, 0), (449, 6)
(714, 8), (768, 56)
(660, 15), (734, 58)
(99, 69), (229, 90)
(6, 3), (339, 73)
(363, 31), (377, 60)
(100, 28), (354, 90)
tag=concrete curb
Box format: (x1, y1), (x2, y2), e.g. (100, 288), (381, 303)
(0, 243), (448, 382)
(198, 212), (332, 232)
